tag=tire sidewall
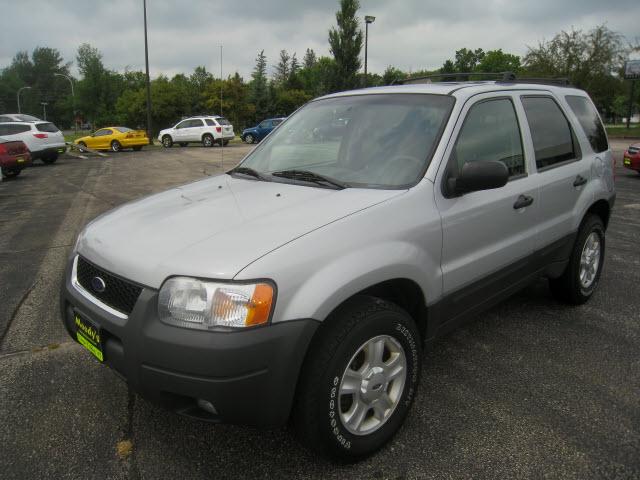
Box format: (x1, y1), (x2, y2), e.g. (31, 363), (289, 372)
(111, 141), (121, 152)
(316, 308), (421, 458)
(162, 136), (173, 148)
(245, 134), (254, 144)
(574, 217), (605, 299)
(203, 135), (213, 147)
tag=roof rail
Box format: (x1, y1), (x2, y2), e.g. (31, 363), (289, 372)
(393, 71), (571, 87)
(393, 72), (515, 85)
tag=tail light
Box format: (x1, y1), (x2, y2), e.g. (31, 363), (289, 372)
(33, 133), (48, 139)
(216, 127), (222, 133)
(126, 133), (133, 138)
(0, 144), (6, 155)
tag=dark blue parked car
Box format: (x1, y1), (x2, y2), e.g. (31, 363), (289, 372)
(241, 117), (286, 144)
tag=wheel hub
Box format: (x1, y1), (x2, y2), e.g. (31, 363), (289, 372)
(338, 335), (407, 436)
(579, 232), (601, 289)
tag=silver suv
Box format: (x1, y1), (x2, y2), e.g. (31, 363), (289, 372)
(61, 80), (615, 460)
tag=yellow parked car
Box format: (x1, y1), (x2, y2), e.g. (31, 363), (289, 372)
(75, 127), (149, 152)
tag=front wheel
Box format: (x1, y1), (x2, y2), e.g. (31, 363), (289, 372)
(1, 167), (21, 178)
(244, 134), (254, 144)
(162, 135), (173, 148)
(549, 214), (605, 304)
(293, 296), (421, 461)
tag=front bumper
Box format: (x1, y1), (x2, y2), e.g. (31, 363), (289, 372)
(60, 255), (319, 427)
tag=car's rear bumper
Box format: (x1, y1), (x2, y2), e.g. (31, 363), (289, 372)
(0, 152), (32, 170)
(60, 255), (319, 427)
(623, 153), (640, 171)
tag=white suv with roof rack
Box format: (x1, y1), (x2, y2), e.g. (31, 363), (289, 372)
(0, 121), (66, 163)
(158, 116), (235, 148)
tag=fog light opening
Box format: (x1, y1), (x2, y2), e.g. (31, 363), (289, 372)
(197, 399), (218, 415)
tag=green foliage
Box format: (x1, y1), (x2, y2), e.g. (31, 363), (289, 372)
(328, 0), (363, 91)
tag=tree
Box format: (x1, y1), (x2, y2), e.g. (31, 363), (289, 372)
(274, 50), (290, 85)
(382, 66), (404, 85)
(476, 49), (521, 73)
(328, 0), (363, 92)
(303, 48), (317, 69)
(250, 50), (269, 121)
(523, 25), (628, 114)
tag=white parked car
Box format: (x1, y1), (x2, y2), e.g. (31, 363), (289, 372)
(0, 113), (41, 123)
(158, 116), (235, 148)
(0, 121), (65, 163)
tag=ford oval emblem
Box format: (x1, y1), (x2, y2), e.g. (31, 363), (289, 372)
(91, 276), (106, 293)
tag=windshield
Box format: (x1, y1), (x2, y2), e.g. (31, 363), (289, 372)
(237, 94), (454, 188)
(114, 126), (132, 133)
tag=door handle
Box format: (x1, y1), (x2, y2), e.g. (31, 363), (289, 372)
(513, 195), (534, 209)
(573, 175), (588, 187)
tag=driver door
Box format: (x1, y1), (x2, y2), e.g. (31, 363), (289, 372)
(434, 94), (540, 322)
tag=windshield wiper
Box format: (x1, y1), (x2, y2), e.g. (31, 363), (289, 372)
(270, 169), (349, 190)
(228, 166), (270, 181)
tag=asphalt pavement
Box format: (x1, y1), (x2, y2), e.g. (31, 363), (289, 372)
(0, 140), (638, 479)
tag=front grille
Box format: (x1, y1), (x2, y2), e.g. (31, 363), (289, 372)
(76, 257), (142, 315)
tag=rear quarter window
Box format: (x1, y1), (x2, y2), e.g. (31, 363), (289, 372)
(565, 96), (608, 153)
(216, 117), (231, 126)
(205, 119), (216, 126)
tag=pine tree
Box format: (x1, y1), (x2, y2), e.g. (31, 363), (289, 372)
(274, 50), (290, 85)
(328, 0), (363, 92)
(250, 50), (268, 120)
(303, 48), (317, 69)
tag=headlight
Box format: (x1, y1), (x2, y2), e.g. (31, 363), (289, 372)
(158, 277), (275, 330)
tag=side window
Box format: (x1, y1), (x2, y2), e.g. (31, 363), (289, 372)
(94, 129), (112, 137)
(521, 96), (577, 169)
(205, 118), (216, 127)
(452, 98), (525, 178)
(175, 121), (188, 129)
(190, 119), (204, 127)
(272, 119), (283, 126)
(565, 95), (608, 153)
(5, 124), (31, 134)
(258, 120), (270, 128)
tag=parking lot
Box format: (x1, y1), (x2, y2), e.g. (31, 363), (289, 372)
(0, 140), (638, 479)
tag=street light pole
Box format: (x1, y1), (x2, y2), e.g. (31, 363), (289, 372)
(41, 102), (48, 120)
(54, 73), (76, 134)
(364, 16), (376, 87)
(143, 0), (153, 144)
(17, 86), (31, 113)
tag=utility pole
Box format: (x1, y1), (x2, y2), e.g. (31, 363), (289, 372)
(17, 86), (31, 114)
(41, 102), (48, 120)
(143, 0), (153, 143)
(627, 80), (636, 130)
(364, 16), (375, 87)
(220, 44), (223, 169)
(54, 73), (76, 134)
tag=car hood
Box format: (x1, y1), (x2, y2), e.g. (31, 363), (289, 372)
(243, 127), (258, 133)
(77, 175), (404, 288)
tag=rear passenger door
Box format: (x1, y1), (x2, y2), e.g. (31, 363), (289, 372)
(188, 119), (205, 142)
(435, 94), (540, 320)
(519, 95), (593, 250)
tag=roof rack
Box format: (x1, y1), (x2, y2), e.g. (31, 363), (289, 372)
(393, 71), (571, 87)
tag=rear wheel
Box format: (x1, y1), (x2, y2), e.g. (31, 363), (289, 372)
(110, 140), (122, 152)
(222, 139), (229, 146)
(549, 214), (605, 304)
(202, 134), (214, 147)
(162, 135), (173, 148)
(41, 153), (58, 164)
(293, 296), (421, 461)
(133, 146), (143, 151)
(1, 167), (20, 178)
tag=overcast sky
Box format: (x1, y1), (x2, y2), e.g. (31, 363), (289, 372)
(1, 0), (639, 80)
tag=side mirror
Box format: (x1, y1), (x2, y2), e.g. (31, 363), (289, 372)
(448, 160), (509, 196)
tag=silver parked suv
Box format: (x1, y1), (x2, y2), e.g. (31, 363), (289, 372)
(61, 79), (615, 460)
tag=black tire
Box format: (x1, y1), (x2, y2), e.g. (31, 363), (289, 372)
(110, 140), (122, 152)
(162, 135), (173, 148)
(1, 167), (20, 178)
(202, 134), (214, 147)
(133, 146), (143, 151)
(293, 296), (421, 461)
(549, 214), (605, 305)
(222, 139), (230, 146)
(78, 141), (87, 150)
(41, 153), (58, 164)
(179, 142), (188, 147)
(244, 134), (254, 144)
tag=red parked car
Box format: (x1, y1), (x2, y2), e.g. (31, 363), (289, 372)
(623, 143), (640, 173)
(0, 137), (31, 178)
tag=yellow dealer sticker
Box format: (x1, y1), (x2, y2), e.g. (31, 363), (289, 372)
(75, 314), (103, 362)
